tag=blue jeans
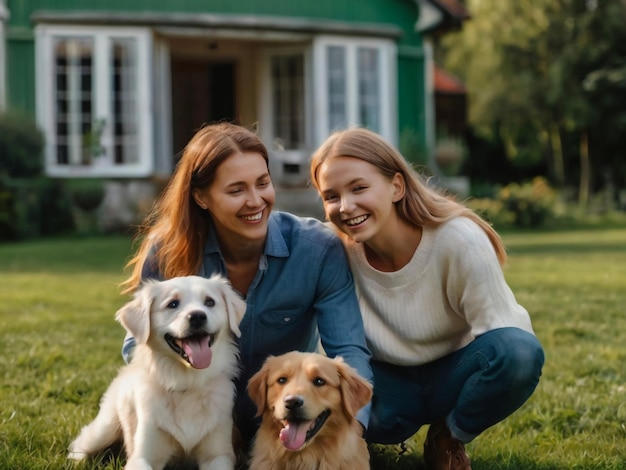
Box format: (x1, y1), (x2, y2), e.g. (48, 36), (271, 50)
(365, 327), (544, 444)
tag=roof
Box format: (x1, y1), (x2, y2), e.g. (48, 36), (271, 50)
(434, 64), (466, 94)
(429, 0), (470, 21)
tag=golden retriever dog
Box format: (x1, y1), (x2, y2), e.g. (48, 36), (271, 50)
(247, 351), (373, 470)
(68, 275), (246, 470)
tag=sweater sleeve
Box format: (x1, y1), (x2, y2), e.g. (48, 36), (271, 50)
(441, 218), (534, 336)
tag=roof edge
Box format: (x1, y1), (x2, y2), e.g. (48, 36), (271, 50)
(31, 10), (404, 39)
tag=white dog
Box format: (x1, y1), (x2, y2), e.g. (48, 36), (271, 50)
(68, 275), (246, 470)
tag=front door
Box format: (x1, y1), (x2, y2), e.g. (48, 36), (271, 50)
(170, 58), (236, 157)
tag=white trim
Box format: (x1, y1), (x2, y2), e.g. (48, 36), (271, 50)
(152, 37), (172, 176)
(423, 38), (435, 166)
(311, 40), (328, 148)
(35, 24), (154, 178)
(259, 45), (311, 151)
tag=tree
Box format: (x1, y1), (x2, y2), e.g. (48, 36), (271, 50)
(439, 0), (626, 210)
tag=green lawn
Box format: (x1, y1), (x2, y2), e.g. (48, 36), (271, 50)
(1, 229), (625, 469)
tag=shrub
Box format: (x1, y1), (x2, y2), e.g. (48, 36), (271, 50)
(498, 177), (557, 228)
(65, 179), (106, 212)
(466, 197), (515, 228)
(0, 177), (75, 240)
(467, 177), (558, 229)
(0, 110), (45, 178)
(0, 111), (76, 240)
(434, 135), (467, 177)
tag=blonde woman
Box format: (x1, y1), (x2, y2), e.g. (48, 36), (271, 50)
(310, 127), (544, 470)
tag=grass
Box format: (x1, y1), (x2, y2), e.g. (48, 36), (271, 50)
(1, 229), (626, 469)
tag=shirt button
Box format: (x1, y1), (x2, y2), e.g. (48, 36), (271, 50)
(284, 317), (291, 322)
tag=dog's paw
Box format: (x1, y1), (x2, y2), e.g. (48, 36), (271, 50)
(67, 450), (87, 462)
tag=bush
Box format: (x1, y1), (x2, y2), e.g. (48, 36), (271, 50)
(0, 110), (45, 178)
(466, 197), (515, 228)
(65, 179), (106, 212)
(0, 111), (77, 240)
(434, 135), (467, 177)
(498, 177), (557, 228)
(0, 177), (75, 240)
(467, 177), (558, 229)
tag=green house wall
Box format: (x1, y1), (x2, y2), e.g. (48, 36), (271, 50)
(4, 0), (428, 162)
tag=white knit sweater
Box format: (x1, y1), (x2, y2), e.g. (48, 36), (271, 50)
(344, 217), (535, 366)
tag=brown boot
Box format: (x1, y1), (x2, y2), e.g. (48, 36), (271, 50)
(423, 419), (471, 470)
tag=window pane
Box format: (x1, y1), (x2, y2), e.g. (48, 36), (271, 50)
(271, 55), (304, 149)
(54, 37), (93, 165)
(357, 47), (380, 133)
(111, 38), (138, 164)
(327, 46), (347, 132)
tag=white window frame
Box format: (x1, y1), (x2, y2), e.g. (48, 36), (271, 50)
(312, 35), (397, 147)
(35, 25), (154, 178)
(259, 46), (311, 152)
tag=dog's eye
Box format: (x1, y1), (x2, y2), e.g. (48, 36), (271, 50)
(205, 297), (215, 307)
(167, 300), (179, 309)
(277, 377), (287, 385)
(312, 377), (326, 387)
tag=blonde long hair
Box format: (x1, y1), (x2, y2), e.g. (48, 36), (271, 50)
(120, 123), (269, 294)
(310, 127), (507, 265)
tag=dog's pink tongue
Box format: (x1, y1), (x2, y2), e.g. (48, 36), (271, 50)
(279, 421), (312, 451)
(182, 337), (212, 369)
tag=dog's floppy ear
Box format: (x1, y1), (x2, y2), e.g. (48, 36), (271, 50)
(247, 358), (272, 417)
(335, 356), (374, 419)
(213, 274), (246, 338)
(115, 281), (156, 344)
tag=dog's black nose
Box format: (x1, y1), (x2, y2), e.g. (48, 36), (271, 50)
(284, 395), (304, 410)
(188, 311), (207, 328)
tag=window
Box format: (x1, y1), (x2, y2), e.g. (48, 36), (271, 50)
(327, 46), (347, 131)
(271, 54), (305, 150)
(36, 26), (153, 177)
(357, 47), (380, 132)
(313, 36), (396, 145)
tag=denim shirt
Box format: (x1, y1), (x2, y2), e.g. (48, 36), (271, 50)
(122, 211), (372, 433)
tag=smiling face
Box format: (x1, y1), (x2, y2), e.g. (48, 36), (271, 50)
(247, 351), (373, 453)
(193, 151), (275, 246)
(116, 275), (246, 370)
(316, 156), (404, 244)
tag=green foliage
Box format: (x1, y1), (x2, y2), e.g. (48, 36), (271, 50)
(0, 177), (75, 240)
(0, 110), (77, 240)
(65, 179), (106, 212)
(0, 110), (45, 178)
(399, 127), (429, 168)
(498, 177), (558, 228)
(1, 231), (626, 469)
(468, 177), (558, 229)
(441, 0), (626, 205)
(466, 196), (514, 228)
(434, 134), (467, 177)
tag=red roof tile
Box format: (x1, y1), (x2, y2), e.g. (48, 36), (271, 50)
(434, 64), (467, 94)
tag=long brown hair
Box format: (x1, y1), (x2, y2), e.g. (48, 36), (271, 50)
(310, 127), (507, 265)
(120, 122), (269, 294)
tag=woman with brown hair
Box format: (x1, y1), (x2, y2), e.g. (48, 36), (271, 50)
(310, 127), (544, 470)
(121, 122), (372, 452)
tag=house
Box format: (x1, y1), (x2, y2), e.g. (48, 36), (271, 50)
(434, 64), (467, 138)
(1, 0), (468, 225)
